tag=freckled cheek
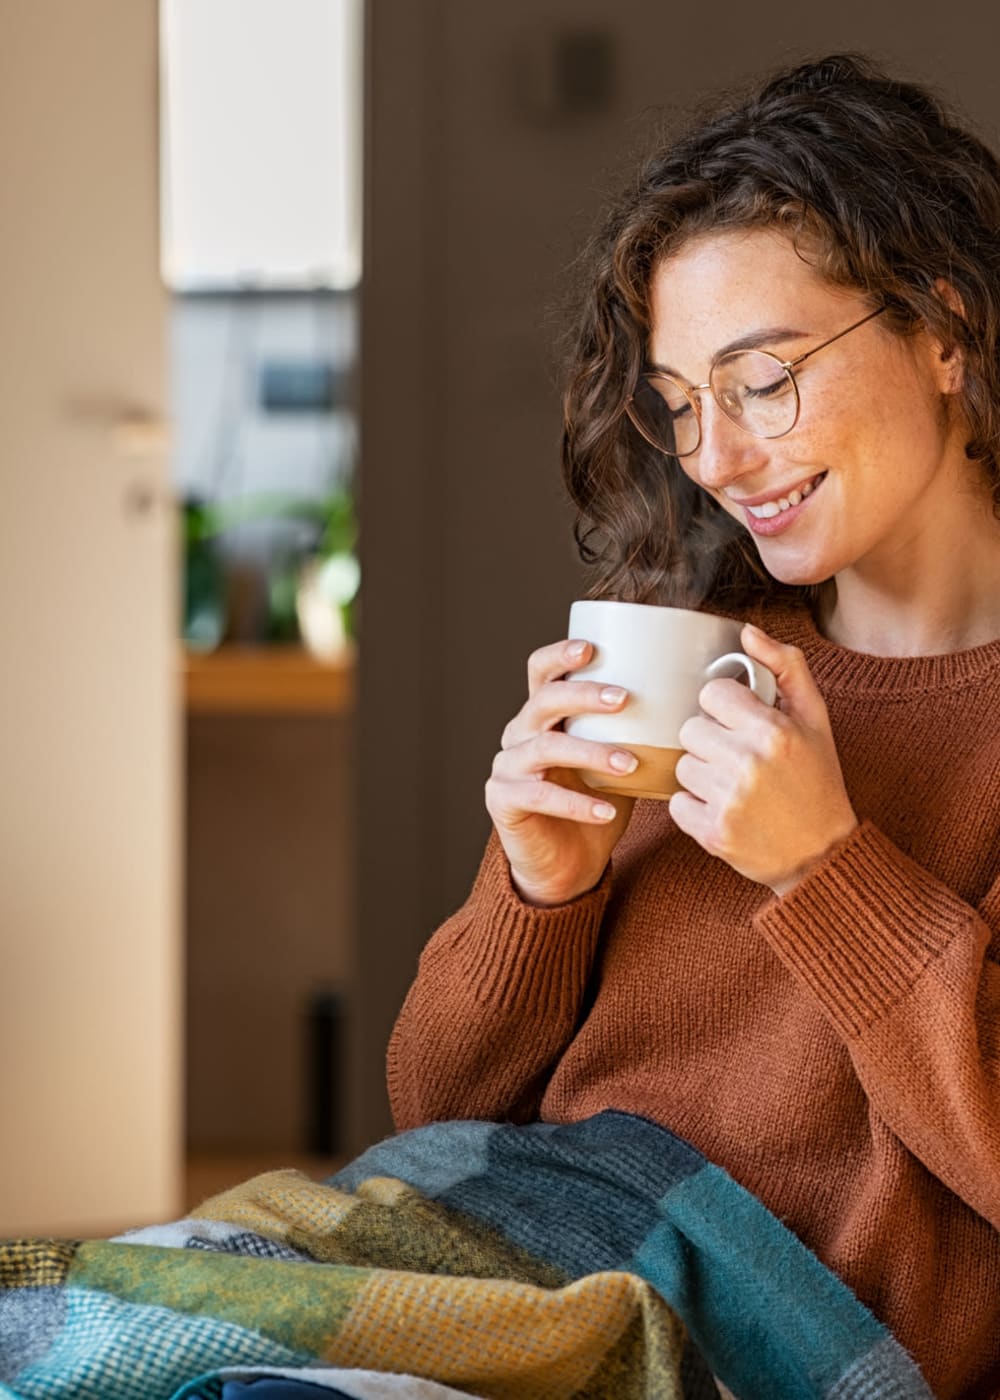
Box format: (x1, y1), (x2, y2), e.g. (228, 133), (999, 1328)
(846, 373), (945, 493)
(793, 378), (870, 462)
(823, 351), (932, 445)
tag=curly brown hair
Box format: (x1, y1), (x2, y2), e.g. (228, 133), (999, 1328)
(561, 52), (1000, 609)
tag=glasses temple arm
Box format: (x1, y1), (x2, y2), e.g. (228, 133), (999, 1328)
(783, 306), (886, 370)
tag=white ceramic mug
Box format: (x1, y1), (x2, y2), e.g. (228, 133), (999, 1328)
(564, 600), (778, 801)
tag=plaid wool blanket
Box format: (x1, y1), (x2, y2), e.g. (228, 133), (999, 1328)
(0, 1111), (931, 1400)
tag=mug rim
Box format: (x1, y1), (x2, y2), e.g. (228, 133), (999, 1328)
(569, 599), (737, 625)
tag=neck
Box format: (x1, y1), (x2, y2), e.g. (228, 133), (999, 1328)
(817, 547), (1000, 658)
(816, 484), (1000, 657)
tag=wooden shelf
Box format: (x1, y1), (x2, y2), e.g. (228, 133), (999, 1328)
(183, 644), (355, 715)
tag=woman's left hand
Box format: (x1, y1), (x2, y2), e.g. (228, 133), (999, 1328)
(669, 623), (859, 896)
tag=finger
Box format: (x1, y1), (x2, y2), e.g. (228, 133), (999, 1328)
(493, 731), (638, 782)
(488, 773), (620, 827)
(668, 787), (712, 843)
(503, 679), (628, 748)
(740, 624), (828, 728)
(673, 750), (713, 802)
(527, 637), (593, 697)
(676, 712), (738, 762)
(697, 675), (773, 729)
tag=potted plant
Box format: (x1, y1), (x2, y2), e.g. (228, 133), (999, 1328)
(181, 488), (359, 656)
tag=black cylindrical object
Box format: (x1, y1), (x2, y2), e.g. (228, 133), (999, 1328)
(304, 987), (343, 1156)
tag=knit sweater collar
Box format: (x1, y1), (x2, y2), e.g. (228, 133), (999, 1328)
(760, 596), (1000, 696)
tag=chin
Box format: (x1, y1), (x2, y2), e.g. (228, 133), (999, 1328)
(754, 547), (831, 589)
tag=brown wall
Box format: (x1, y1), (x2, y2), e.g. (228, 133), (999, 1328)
(355, 2), (1000, 1150)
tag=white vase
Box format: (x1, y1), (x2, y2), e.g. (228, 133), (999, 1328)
(296, 553), (359, 660)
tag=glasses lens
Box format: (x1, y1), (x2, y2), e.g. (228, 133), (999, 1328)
(627, 374), (699, 456)
(710, 351), (798, 438)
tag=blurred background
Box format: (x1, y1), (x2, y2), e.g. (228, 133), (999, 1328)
(1, 0), (996, 1235)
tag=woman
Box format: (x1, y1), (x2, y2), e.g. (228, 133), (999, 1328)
(388, 54), (1000, 1398)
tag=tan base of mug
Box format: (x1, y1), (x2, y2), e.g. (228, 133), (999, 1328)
(580, 743), (684, 803)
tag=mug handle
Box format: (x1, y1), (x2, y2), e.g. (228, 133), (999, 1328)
(704, 652), (778, 707)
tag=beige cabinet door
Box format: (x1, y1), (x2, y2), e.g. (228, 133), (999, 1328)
(0, 0), (181, 1233)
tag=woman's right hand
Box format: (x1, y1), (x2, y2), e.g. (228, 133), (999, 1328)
(485, 637), (637, 906)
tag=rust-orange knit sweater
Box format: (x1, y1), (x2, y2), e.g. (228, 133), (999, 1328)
(387, 598), (1000, 1399)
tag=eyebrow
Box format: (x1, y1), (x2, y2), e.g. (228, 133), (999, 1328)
(650, 326), (810, 378)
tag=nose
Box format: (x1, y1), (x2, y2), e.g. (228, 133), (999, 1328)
(689, 392), (771, 492)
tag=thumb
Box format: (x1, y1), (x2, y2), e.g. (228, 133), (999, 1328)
(741, 623), (828, 727)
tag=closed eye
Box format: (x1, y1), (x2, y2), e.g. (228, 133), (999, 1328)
(744, 376), (793, 401)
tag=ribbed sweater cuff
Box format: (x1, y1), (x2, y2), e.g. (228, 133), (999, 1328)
(448, 832), (612, 1019)
(754, 820), (970, 1039)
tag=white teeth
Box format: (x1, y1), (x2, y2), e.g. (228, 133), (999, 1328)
(746, 475), (822, 518)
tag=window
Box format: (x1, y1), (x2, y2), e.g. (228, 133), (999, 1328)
(160, 0), (361, 291)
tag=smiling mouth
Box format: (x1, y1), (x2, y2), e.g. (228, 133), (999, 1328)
(741, 473), (827, 519)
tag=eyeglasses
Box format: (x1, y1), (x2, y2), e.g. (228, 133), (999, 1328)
(625, 306), (885, 458)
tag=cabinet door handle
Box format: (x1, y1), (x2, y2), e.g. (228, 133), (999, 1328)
(111, 415), (171, 459)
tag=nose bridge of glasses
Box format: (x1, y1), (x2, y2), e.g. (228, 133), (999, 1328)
(703, 364), (751, 429)
(680, 382), (743, 467)
(696, 389), (777, 483)
(701, 388), (743, 443)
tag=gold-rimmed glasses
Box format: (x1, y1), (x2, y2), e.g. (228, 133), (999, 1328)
(626, 306), (886, 457)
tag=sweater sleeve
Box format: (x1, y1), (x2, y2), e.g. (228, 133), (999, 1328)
(754, 818), (1000, 1228)
(386, 829), (613, 1131)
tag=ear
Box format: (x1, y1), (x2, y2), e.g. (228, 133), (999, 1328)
(930, 277), (967, 395)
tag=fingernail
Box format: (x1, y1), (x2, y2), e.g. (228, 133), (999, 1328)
(593, 801), (617, 820)
(600, 686), (627, 706)
(567, 639), (588, 659)
(609, 750), (638, 773)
